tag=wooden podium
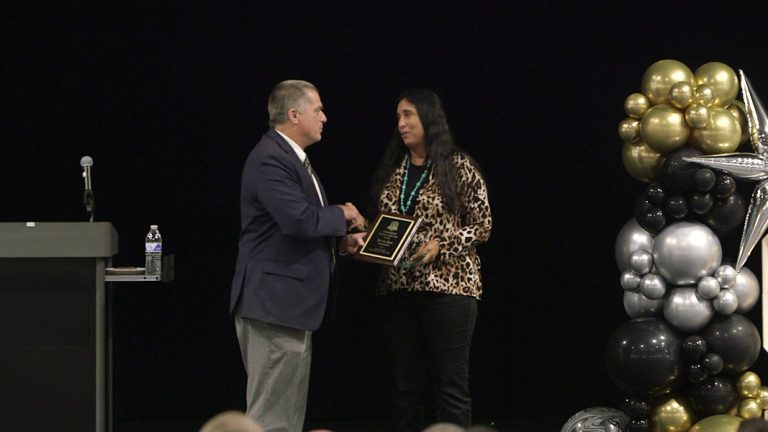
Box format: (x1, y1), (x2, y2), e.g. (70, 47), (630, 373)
(0, 222), (118, 432)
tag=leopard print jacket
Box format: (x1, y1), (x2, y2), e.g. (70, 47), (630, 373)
(376, 152), (492, 298)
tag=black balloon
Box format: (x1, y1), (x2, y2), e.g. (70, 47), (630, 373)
(682, 336), (707, 361)
(635, 196), (654, 217)
(664, 195), (688, 219)
(635, 192), (669, 233)
(646, 183), (667, 206)
(703, 353), (724, 375)
(606, 318), (682, 395)
(628, 418), (650, 432)
(660, 147), (703, 193)
(687, 376), (737, 416)
(621, 397), (651, 419)
(704, 193), (746, 235)
(636, 208), (666, 234)
(687, 363), (708, 383)
(714, 174), (737, 198)
(689, 192), (714, 215)
(701, 314), (761, 374)
(738, 418), (768, 432)
(693, 168), (716, 192)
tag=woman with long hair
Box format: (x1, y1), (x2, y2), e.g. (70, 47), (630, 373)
(371, 89), (492, 431)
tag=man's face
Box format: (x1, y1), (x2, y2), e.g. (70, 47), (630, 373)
(295, 90), (327, 147)
(397, 98), (425, 150)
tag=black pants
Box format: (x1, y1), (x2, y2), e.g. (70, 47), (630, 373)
(377, 290), (478, 432)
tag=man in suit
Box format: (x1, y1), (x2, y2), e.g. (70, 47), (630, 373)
(230, 80), (365, 432)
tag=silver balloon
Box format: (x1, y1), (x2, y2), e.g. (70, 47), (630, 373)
(682, 153), (768, 181)
(663, 287), (715, 333)
(624, 291), (664, 318)
(676, 154), (768, 271)
(733, 266), (760, 314)
(616, 219), (654, 272)
(652, 222), (722, 285)
(741, 70), (768, 158)
(561, 407), (630, 432)
(679, 153), (768, 271)
(713, 289), (739, 315)
(714, 265), (737, 288)
(640, 273), (667, 299)
(697, 276), (721, 299)
(621, 271), (642, 292)
(679, 72), (768, 271)
(629, 250), (653, 275)
(738, 180), (768, 270)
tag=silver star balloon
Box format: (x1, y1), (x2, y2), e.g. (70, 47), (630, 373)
(683, 70), (768, 271)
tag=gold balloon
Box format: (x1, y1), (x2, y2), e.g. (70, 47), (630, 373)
(686, 104), (712, 129)
(625, 93), (651, 119)
(737, 371), (762, 398)
(640, 104), (690, 153)
(619, 118), (641, 142)
(642, 59), (695, 105)
(669, 82), (694, 109)
(695, 62), (740, 107)
(727, 100), (750, 146)
(622, 141), (663, 182)
(738, 399), (762, 419)
(689, 414), (743, 432)
(756, 386), (768, 409)
(695, 85), (717, 107)
(689, 107), (742, 154)
(652, 398), (693, 432)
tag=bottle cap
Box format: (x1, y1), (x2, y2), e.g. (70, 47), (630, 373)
(150, 225), (158, 229)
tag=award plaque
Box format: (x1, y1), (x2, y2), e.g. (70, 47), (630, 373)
(355, 212), (421, 267)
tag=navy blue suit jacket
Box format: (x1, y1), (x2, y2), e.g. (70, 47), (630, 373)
(230, 129), (347, 331)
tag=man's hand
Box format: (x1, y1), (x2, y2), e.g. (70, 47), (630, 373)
(338, 202), (358, 221)
(340, 232), (367, 255)
(338, 202), (366, 231)
(409, 239), (440, 264)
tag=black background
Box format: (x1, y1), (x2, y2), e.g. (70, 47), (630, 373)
(4, 1), (768, 427)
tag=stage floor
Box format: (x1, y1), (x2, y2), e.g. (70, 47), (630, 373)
(115, 417), (560, 431)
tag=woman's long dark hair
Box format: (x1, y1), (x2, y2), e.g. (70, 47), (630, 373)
(371, 89), (466, 214)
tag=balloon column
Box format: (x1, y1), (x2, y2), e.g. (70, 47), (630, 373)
(563, 59), (768, 432)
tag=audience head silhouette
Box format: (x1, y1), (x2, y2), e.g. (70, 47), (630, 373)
(422, 423), (466, 432)
(199, 411), (263, 432)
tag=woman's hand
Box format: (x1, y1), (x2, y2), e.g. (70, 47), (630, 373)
(409, 239), (440, 264)
(340, 232), (367, 255)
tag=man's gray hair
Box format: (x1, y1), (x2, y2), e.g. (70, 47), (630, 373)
(267, 80), (318, 127)
(199, 410), (263, 432)
(422, 423), (466, 432)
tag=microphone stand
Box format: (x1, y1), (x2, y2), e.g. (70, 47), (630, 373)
(81, 156), (95, 223)
(84, 190), (95, 222)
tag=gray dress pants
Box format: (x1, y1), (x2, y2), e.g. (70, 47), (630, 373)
(235, 316), (312, 432)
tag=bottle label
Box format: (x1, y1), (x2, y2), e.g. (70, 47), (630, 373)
(146, 242), (162, 252)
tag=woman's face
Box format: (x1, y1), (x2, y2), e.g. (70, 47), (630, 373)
(396, 98), (426, 151)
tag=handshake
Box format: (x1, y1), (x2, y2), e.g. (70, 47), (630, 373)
(338, 202), (367, 255)
(339, 202), (366, 232)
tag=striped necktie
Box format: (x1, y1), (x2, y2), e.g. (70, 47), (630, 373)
(303, 156), (313, 177)
(304, 156), (336, 272)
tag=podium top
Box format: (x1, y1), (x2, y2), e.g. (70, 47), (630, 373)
(0, 222), (118, 258)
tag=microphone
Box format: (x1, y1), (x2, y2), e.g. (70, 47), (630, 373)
(80, 156), (93, 190)
(80, 156), (95, 220)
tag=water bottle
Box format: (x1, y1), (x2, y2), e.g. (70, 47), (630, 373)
(145, 225), (162, 277)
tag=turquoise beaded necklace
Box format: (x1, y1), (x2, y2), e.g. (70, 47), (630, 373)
(399, 157), (432, 214)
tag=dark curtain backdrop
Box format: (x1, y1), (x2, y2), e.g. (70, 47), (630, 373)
(4, 1), (768, 425)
